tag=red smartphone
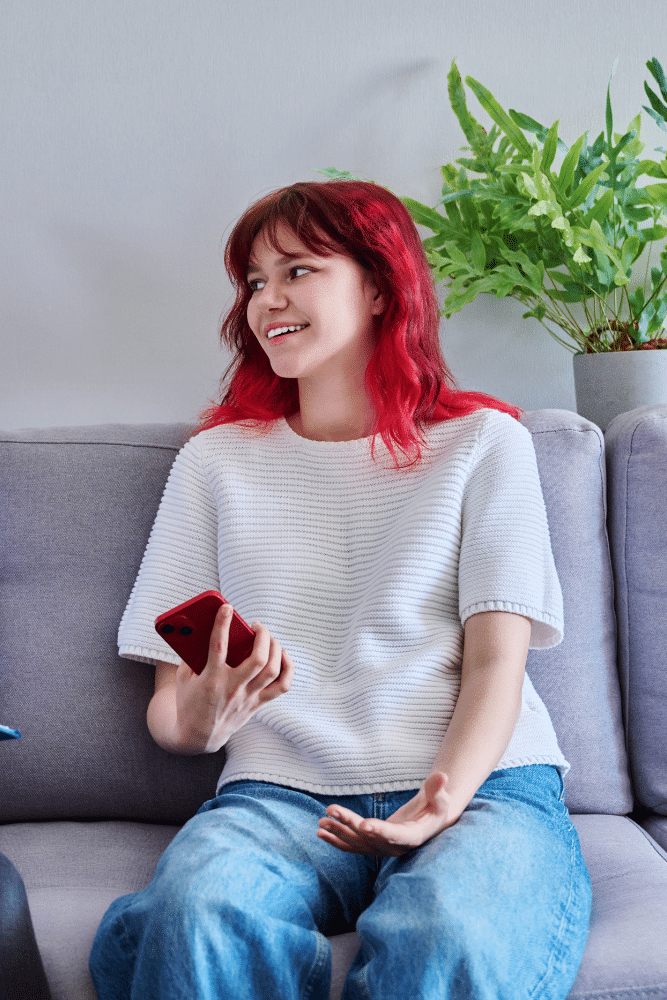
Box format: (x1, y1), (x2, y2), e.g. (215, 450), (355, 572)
(154, 590), (256, 674)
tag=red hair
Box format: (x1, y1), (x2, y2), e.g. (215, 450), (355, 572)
(198, 180), (523, 467)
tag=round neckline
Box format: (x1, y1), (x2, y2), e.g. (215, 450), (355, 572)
(280, 416), (375, 446)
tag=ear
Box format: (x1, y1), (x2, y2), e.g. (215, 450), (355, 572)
(371, 290), (386, 315)
(367, 278), (387, 316)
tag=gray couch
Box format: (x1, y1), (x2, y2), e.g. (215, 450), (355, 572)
(1, 406), (666, 1000)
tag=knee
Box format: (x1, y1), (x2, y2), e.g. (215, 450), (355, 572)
(142, 863), (225, 933)
(356, 885), (484, 967)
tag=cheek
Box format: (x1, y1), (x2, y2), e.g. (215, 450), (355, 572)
(246, 298), (264, 343)
(246, 298), (257, 331)
(245, 299), (272, 357)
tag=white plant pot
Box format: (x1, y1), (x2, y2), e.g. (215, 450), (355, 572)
(572, 349), (667, 432)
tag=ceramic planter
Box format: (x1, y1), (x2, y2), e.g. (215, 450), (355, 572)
(573, 348), (667, 432)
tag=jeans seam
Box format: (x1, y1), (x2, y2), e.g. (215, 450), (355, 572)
(302, 931), (330, 1000)
(529, 823), (579, 999)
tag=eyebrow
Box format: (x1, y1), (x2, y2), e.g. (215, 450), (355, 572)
(246, 252), (312, 275)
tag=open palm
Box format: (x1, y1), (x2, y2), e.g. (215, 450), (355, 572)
(316, 771), (455, 857)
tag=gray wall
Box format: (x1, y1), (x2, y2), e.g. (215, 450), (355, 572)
(2, 0), (663, 429)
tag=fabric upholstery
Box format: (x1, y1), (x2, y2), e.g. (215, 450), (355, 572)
(0, 821), (179, 1000)
(519, 411), (631, 814)
(0, 424), (223, 824)
(567, 815), (667, 998)
(641, 814), (667, 853)
(604, 404), (667, 816)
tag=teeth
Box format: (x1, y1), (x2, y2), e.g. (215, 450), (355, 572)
(267, 324), (307, 339)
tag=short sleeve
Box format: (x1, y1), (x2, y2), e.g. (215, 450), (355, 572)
(458, 411), (564, 648)
(117, 434), (220, 665)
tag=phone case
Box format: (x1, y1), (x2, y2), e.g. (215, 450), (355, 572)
(154, 591), (256, 674)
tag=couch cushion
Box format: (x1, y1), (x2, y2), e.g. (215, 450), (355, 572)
(0, 820), (180, 1000)
(521, 411), (631, 814)
(567, 815), (667, 999)
(0, 424), (224, 824)
(605, 404), (667, 816)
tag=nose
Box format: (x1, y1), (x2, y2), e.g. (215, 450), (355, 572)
(255, 276), (288, 310)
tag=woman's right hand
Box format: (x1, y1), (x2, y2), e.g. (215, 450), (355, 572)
(172, 602), (294, 753)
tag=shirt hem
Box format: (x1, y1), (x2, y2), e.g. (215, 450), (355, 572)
(215, 755), (570, 796)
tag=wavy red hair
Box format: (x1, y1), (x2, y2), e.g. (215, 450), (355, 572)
(198, 180), (523, 467)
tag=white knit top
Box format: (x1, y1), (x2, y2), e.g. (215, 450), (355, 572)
(118, 408), (568, 794)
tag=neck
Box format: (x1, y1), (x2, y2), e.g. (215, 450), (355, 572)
(289, 371), (375, 442)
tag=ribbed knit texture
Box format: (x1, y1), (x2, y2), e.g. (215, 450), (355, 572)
(119, 408), (568, 794)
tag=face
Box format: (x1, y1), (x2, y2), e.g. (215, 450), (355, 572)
(246, 224), (385, 383)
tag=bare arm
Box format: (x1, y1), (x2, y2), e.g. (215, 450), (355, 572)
(318, 610), (531, 855)
(427, 609), (530, 818)
(146, 603), (295, 755)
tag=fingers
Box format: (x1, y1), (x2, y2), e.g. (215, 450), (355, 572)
(424, 771), (449, 797)
(317, 805), (412, 857)
(243, 626), (294, 699)
(317, 806), (380, 854)
(260, 646), (295, 699)
(207, 608), (270, 678)
(241, 620), (272, 675)
(207, 609), (293, 701)
(206, 601), (234, 668)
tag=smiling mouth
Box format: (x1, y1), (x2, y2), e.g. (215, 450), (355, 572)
(267, 324), (309, 340)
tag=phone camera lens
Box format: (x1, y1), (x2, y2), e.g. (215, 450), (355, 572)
(160, 624), (175, 635)
(179, 626), (194, 636)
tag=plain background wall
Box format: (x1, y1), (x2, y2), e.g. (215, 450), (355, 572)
(2, 0), (665, 430)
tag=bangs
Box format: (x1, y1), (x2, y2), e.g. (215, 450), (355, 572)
(226, 186), (352, 286)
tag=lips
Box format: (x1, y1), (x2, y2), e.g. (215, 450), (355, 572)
(265, 323), (309, 340)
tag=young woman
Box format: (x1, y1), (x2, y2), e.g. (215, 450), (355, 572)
(90, 180), (591, 999)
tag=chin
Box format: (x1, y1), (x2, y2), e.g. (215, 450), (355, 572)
(268, 356), (314, 379)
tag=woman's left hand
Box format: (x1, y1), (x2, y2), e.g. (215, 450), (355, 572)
(316, 771), (459, 857)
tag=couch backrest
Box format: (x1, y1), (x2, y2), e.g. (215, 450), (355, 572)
(605, 405), (667, 817)
(521, 409), (632, 814)
(0, 412), (633, 823)
(0, 424), (224, 824)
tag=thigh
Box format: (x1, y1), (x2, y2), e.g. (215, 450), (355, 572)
(348, 766), (592, 1000)
(137, 781), (376, 935)
(91, 783), (379, 1000)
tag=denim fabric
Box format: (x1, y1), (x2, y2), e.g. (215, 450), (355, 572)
(0, 853), (52, 1000)
(90, 765), (591, 1000)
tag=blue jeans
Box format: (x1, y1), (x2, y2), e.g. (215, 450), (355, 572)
(0, 853), (52, 1000)
(90, 766), (591, 1000)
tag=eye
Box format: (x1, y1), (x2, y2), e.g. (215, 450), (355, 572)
(290, 266), (312, 279)
(247, 277), (265, 292)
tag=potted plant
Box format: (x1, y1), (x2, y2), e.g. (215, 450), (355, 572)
(324, 58), (667, 431)
(407, 58), (667, 430)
